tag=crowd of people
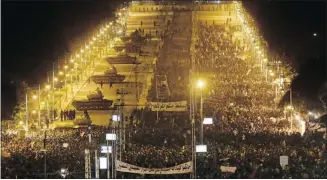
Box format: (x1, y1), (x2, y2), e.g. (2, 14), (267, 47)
(1, 8), (326, 180)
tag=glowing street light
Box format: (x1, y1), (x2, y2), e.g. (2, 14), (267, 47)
(64, 65), (68, 69)
(59, 71), (64, 75)
(33, 95), (38, 100)
(45, 85), (51, 90)
(197, 80), (204, 89)
(295, 115), (301, 120)
(286, 105), (293, 110)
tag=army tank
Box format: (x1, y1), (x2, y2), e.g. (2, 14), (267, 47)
(114, 42), (142, 53)
(106, 52), (141, 65)
(91, 66), (125, 84)
(72, 88), (113, 111)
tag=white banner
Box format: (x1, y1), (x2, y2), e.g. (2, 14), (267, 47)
(220, 166), (237, 173)
(116, 160), (192, 174)
(149, 101), (187, 111)
(280, 156), (288, 166)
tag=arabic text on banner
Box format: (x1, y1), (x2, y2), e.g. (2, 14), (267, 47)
(116, 160), (192, 174)
(149, 101), (188, 112)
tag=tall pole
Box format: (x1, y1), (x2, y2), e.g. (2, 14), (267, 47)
(47, 98), (49, 128)
(47, 71), (50, 127)
(290, 87), (293, 131)
(111, 132), (115, 179)
(65, 67), (67, 101)
(65, 55), (68, 101)
(52, 62), (55, 122)
(114, 123), (117, 179)
(38, 84), (41, 127)
(200, 88), (203, 144)
(106, 140), (110, 179)
(71, 74), (73, 96)
(85, 149), (91, 179)
(44, 130), (47, 179)
(189, 70), (195, 179)
(26, 93), (28, 131)
(95, 150), (99, 179)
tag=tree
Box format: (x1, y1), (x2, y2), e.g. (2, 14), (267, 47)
(11, 82), (30, 122)
(318, 81), (327, 113)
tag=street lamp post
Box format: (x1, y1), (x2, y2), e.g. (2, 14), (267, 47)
(52, 62), (55, 122)
(70, 73), (73, 96)
(290, 87), (293, 131)
(197, 80), (204, 144)
(38, 84), (41, 126)
(26, 93), (28, 131)
(64, 65), (68, 100)
(106, 132), (116, 179)
(106, 139), (110, 179)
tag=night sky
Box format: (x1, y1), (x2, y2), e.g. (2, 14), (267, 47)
(1, 1), (326, 119)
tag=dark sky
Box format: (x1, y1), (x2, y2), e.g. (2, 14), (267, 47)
(243, 1), (326, 109)
(1, 0), (326, 118)
(1, 0), (121, 118)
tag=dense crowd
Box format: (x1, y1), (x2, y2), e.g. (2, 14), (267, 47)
(1, 10), (327, 180)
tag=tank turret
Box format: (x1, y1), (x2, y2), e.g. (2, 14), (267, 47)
(87, 88), (103, 101)
(91, 66), (126, 84)
(106, 54), (141, 65)
(72, 88), (113, 111)
(114, 43), (141, 53)
(104, 66), (118, 75)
